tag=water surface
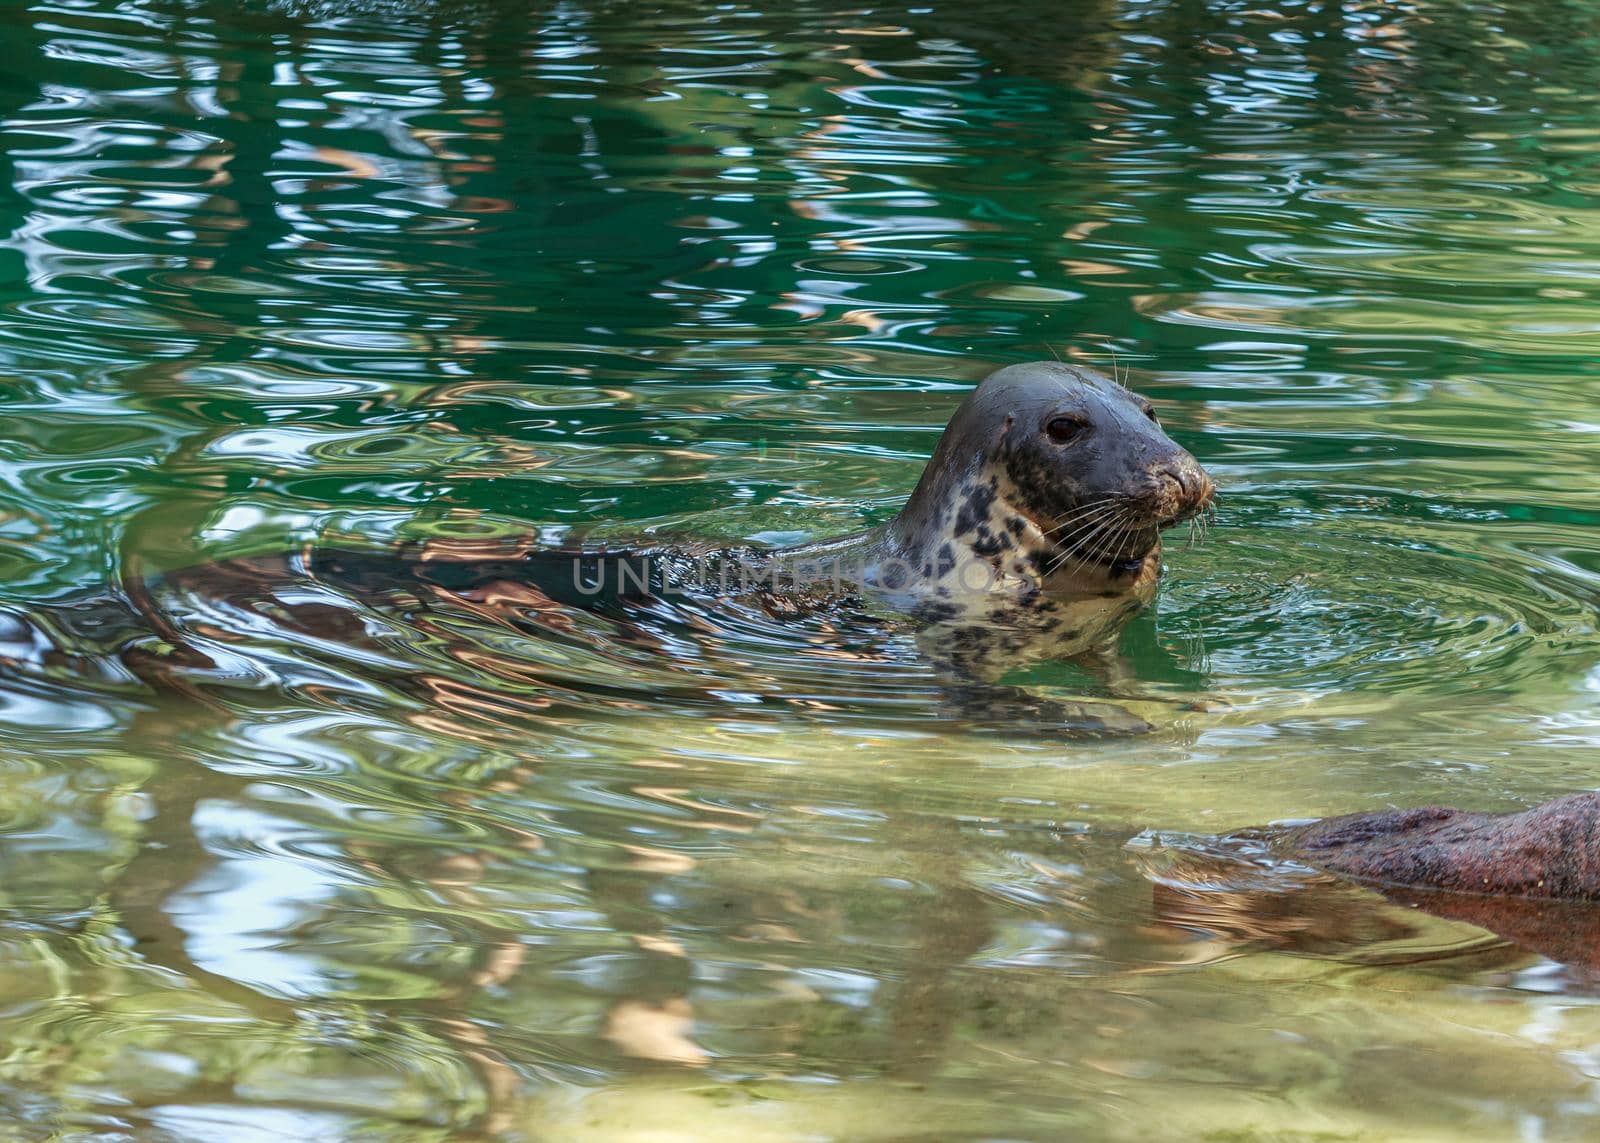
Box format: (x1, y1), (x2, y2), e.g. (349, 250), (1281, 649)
(2, 0), (1600, 1138)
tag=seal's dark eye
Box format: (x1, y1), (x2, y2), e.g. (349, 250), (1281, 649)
(1045, 416), (1088, 444)
(1143, 405), (1158, 423)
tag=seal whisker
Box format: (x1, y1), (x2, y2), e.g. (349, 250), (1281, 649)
(1070, 514), (1132, 575)
(1050, 509), (1131, 577)
(1052, 492), (1128, 516)
(1046, 518), (1109, 576)
(1049, 492), (1132, 522)
(1115, 517), (1139, 560)
(1044, 494), (1123, 527)
(1044, 519), (1125, 576)
(1088, 516), (1132, 572)
(1041, 499), (1124, 540)
(1039, 500), (1125, 542)
(1108, 512), (1144, 562)
(1045, 504), (1128, 551)
(1101, 337), (1128, 389)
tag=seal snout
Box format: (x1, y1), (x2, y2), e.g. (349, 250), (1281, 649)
(1151, 459), (1215, 525)
(1123, 448), (1213, 534)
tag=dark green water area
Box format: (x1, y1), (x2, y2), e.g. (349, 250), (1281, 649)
(0, 0), (1598, 1138)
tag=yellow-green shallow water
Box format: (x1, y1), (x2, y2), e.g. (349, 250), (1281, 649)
(0, 0), (1599, 1138)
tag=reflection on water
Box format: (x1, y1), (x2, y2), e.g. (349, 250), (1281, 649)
(2, 0), (1600, 1137)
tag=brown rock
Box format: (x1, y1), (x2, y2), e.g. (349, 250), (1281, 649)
(1286, 793), (1600, 900)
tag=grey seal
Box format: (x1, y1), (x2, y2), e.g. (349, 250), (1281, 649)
(0, 362), (1216, 733)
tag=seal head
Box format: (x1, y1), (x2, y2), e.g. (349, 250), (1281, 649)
(879, 361), (1212, 593)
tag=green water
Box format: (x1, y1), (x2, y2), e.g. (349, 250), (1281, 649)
(1, 0), (1600, 1137)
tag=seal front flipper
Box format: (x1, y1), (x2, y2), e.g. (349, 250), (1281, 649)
(909, 617), (1153, 736)
(931, 677), (1152, 738)
(1066, 640), (1228, 714)
(911, 614), (1154, 736)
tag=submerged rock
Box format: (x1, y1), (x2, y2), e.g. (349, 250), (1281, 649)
(1285, 792), (1600, 900)
(1281, 792), (1600, 971)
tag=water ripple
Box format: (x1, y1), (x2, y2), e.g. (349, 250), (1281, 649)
(2, 0), (1600, 1136)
